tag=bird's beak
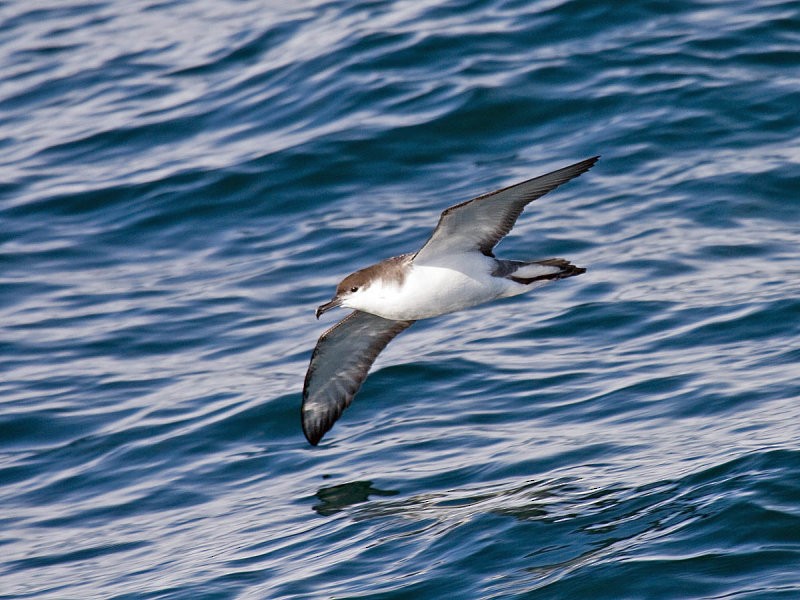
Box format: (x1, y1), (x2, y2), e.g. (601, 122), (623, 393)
(315, 297), (341, 319)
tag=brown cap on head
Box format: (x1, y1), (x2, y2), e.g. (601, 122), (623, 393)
(315, 270), (371, 319)
(316, 270), (372, 319)
(316, 254), (411, 319)
(336, 270), (372, 297)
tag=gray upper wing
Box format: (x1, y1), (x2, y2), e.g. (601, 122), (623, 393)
(302, 311), (415, 445)
(413, 156), (599, 262)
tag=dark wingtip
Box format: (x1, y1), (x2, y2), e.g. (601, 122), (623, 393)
(579, 155), (600, 172)
(574, 155), (600, 175)
(302, 423), (323, 446)
(301, 411), (325, 446)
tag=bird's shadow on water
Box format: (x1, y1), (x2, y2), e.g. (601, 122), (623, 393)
(306, 471), (713, 592)
(309, 474), (575, 519)
(312, 480), (400, 516)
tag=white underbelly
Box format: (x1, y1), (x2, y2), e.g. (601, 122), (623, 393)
(372, 259), (508, 320)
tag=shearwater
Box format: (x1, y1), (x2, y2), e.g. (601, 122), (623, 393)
(302, 156), (599, 445)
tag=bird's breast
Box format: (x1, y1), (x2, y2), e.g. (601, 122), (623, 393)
(360, 257), (504, 320)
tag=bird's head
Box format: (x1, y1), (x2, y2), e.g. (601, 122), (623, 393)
(315, 270), (372, 319)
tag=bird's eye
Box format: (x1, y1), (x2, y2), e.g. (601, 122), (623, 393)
(350, 286), (359, 293)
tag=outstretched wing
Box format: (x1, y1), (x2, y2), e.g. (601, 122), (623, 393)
(413, 156), (599, 262)
(302, 311), (415, 445)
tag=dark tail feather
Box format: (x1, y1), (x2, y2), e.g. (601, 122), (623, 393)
(508, 258), (586, 285)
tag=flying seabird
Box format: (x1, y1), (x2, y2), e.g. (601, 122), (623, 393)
(302, 156), (599, 445)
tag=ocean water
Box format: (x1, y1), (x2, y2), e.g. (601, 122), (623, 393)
(2, 0), (800, 598)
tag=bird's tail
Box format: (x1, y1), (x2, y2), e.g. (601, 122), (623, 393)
(495, 258), (586, 285)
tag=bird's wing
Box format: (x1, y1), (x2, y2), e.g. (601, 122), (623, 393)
(413, 156), (599, 262)
(302, 310), (415, 445)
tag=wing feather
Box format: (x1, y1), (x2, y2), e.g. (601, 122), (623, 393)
(302, 311), (414, 445)
(413, 156), (599, 262)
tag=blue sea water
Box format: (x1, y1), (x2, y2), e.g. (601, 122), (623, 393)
(2, 0), (800, 597)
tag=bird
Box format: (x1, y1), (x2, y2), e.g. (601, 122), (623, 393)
(302, 156), (598, 445)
